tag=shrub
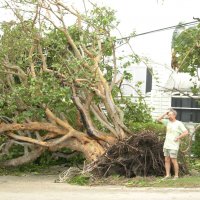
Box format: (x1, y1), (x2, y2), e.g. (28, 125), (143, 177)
(128, 122), (166, 135)
(191, 128), (200, 158)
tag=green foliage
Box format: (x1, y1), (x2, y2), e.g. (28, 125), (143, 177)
(0, 144), (24, 162)
(0, 164), (47, 176)
(86, 6), (118, 33)
(191, 128), (200, 157)
(0, 21), (36, 69)
(67, 174), (90, 185)
(0, 73), (76, 123)
(35, 149), (85, 167)
(128, 121), (165, 135)
(189, 158), (200, 173)
(172, 23), (200, 76)
(0, 3), (145, 124)
(0, 147), (85, 175)
(119, 96), (153, 124)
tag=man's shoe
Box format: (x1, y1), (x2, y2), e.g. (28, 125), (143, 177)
(172, 176), (178, 180)
(161, 176), (171, 180)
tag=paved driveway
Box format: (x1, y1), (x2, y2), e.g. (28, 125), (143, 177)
(0, 175), (200, 200)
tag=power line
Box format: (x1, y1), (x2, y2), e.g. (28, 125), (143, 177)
(116, 20), (199, 41)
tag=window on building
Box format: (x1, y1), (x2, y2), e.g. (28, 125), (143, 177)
(171, 96), (200, 123)
(146, 68), (152, 93)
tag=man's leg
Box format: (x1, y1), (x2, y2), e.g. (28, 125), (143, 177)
(165, 156), (171, 177)
(171, 158), (179, 177)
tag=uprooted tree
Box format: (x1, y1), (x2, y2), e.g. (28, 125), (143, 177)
(0, 0), (187, 177)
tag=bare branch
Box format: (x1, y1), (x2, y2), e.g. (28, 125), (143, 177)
(28, 44), (36, 77)
(110, 42), (117, 90)
(7, 132), (48, 147)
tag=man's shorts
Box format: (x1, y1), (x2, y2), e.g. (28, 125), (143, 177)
(163, 148), (178, 158)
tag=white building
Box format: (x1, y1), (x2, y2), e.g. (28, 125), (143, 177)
(121, 63), (200, 132)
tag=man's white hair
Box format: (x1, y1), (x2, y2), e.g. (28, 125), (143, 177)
(169, 108), (177, 116)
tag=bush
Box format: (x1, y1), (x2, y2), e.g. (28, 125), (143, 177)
(128, 122), (166, 135)
(191, 128), (200, 158)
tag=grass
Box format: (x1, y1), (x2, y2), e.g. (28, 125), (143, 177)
(62, 172), (199, 187)
(68, 175), (91, 186)
(0, 164), (67, 176)
(124, 176), (200, 187)
(86, 175), (200, 187)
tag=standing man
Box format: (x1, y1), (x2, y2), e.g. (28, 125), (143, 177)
(157, 108), (189, 180)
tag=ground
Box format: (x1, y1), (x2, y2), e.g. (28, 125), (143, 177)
(0, 175), (200, 200)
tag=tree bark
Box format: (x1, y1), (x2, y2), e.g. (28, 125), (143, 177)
(0, 146), (45, 167)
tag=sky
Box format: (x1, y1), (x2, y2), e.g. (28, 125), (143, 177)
(95, 0), (200, 66)
(0, 0), (200, 66)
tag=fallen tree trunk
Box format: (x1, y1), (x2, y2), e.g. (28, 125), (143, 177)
(0, 108), (115, 167)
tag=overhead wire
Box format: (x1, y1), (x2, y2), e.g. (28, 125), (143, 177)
(116, 20), (199, 41)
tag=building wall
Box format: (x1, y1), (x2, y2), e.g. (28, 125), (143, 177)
(121, 63), (200, 130)
(121, 65), (147, 96)
(145, 92), (171, 119)
(145, 63), (173, 119)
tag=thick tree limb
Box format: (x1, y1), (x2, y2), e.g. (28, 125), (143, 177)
(0, 122), (67, 135)
(0, 146), (45, 167)
(45, 108), (74, 131)
(90, 104), (117, 136)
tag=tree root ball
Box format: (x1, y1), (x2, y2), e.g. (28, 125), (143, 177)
(90, 130), (189, 178)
